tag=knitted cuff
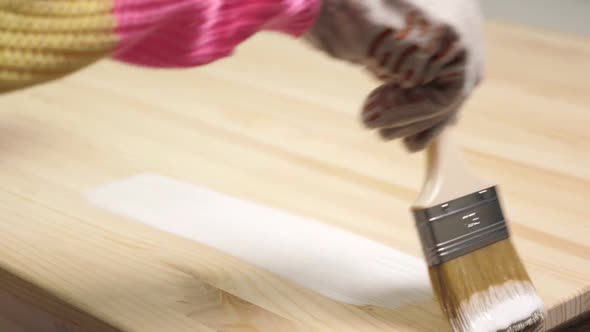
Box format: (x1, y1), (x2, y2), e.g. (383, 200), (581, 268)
(0, 0), (117, 94)
(113, 0), (322, 68)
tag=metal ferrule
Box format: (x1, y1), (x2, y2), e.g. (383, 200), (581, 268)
(413, 186), (510, 266)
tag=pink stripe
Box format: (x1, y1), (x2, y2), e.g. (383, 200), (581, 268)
(112, 0), (321, 68)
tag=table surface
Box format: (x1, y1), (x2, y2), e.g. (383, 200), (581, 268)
(0, 21), (589, 332)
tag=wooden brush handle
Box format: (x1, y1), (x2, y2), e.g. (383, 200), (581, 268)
(413, 127), (493, 209)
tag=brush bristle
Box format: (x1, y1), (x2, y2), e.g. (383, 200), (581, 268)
(429, 239), (545, 332)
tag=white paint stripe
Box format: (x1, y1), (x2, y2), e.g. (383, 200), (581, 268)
(86, 173), (433, 308)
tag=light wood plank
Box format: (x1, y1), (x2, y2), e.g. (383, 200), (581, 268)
(0, 21), (588, 331)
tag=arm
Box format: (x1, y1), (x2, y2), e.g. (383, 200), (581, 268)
(2, 0), (485, 152)
(0, 0), (321, 94)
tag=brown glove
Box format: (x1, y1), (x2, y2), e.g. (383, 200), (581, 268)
(303, 0), (485, 151)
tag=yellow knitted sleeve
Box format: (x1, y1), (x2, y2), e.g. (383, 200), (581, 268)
(0, 0), (118, 94)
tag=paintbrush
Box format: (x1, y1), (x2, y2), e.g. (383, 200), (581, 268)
(411, 127), (546, 332)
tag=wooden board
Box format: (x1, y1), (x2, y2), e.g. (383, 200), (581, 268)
(0, 20), (589, 331)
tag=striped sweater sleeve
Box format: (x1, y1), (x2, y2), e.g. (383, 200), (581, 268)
(0, 0), (321, 94)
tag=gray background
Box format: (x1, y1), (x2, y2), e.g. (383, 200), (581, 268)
(481, 0), (590, 36)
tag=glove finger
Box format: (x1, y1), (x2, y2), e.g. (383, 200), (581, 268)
(366, 10), (433, 84)
(361, 82), (459, 130)
(364, 29), (398, 81)
(378, 112), (451, 141)
(403, 113), (458, 152)
(422, 26), (465, 84)
(393, 10), (436, 88)
(396, 45), (431, 88)
(366, 28), (409, 82)
(434, 64), (468, 90)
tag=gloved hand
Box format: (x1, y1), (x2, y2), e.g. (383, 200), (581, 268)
(303, 0), (485, 151)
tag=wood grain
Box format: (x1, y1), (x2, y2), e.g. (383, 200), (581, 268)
(0, 21), (588, 331)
